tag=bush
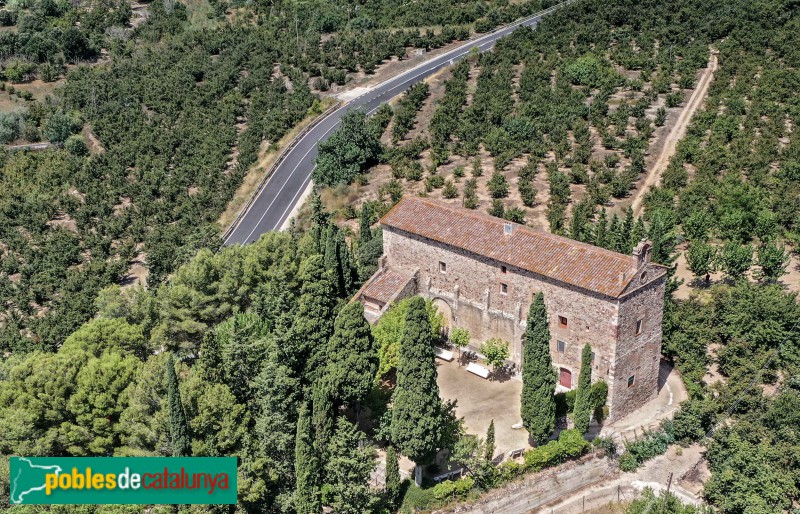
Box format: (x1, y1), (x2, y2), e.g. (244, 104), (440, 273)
(488, 171), (509, 198)
(400, 484), (435, 511)
(442, 180), (458, 198)
(523, 429), (588, 471)
(64, 135), (89, 156)
(496, 460), (522, 483)
(431, 476), (475, 501)
(592, 436), (617, 457)
(618, 425), (675, 471)
(555, 389), (577, 417)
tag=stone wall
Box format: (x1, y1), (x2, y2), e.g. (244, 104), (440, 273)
(384, 227), (620, 383)
(380, 226), (665, 422)
(608, 272), (666, 421)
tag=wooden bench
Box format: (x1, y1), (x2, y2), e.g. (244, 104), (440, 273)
(433, 469), (462, 482)
(435, 347), (454, 361)
(507, 448), (525, 459)
(466, 363), (490, 379)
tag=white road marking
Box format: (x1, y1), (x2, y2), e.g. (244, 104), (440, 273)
(228, 2), (571, 242)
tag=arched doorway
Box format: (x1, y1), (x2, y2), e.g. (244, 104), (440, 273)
(559, 368), (573, 388)
(431, 297), (453, 339)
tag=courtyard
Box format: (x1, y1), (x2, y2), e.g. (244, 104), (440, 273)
(435, 357), (687, 459)
(436, 358), (529, 458)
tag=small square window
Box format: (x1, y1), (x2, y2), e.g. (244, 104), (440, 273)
(635, 319), (644, 335)
(500, 283), (508, 294)
(557, 340), (566, 353)
(439, 261), (447, 273)
(501, 265), (507, 274)
(558, 316), (568, 328)
(627, 375), (635, 388)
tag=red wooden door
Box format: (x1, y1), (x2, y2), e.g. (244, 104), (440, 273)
(559, 368), (572, 388)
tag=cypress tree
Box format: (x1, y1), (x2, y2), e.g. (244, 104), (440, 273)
(390, 296), (443, 485)
(572, 344), (593, 434)
(630, 216), (646, 252)
(619, 207), (634, 253)
(520, 292), (556, 445)
(323, 226), (344, 296)
(312, 378), (334, 458)
(290, 254), (336, 378)
(595, 208), (608, 249)
(485, 419), (495, 461)
(166, 353), (191, 457)
(385, 446), (401, 509)
(608, 213), (621, 252)
(295, 402), (321, 514)
(337, 233), (355, 295)
(325, 302), (378, 413)
(359, 205), (373, 243)
(648, 212), (676, 267)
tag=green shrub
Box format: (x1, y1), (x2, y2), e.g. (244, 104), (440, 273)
(558, 429), (589, 457)
(590, 381), (608, 409)
(555, 389), (577, 417)
(400, 484), (436, 511)
(618, 425), (675, 471)
(618, 451), (638, 471)
(496, 460), (523, 483)
(431, 476), (475, 501)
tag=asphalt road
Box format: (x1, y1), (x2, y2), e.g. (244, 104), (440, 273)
(223, 1), (572, 246)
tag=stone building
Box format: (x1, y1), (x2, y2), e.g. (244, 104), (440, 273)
(355, 197), (668, 422)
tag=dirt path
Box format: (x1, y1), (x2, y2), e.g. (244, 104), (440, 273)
(630, 50), (719, 217)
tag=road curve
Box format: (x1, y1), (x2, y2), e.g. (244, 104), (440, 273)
(223, 1), (573, 246)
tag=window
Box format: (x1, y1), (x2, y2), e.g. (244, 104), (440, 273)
(501, 265), (507, 274)
(635, 319), (644, 335)
(627, 375), (635, 388)
(558, 316), (568, 328)
(439, 261), (447, 273)
(557, 340), (566, 353)
(591, 351), (596, 364)
(500, 283), (508, 294)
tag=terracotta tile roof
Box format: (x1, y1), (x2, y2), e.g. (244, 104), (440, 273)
(381, 197), (652, 298)
(360, 269), (411, 304)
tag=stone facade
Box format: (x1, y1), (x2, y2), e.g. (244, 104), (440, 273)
(357, 198), (667, 422)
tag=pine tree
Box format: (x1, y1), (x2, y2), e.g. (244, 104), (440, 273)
(325, 302), (378, 413)
(521, 292), (556, 445)
(572, 344), (593, 434)
(385, 446), (401, 509)
(295, 402), (321, 514)
(390, 296), (444, 484)
(166, 353), (191, 457)
(485, 420), (495, 461)
(197, 330), (224, 384)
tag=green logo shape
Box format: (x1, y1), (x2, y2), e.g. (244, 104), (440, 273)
(10, 457), (237, 505)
